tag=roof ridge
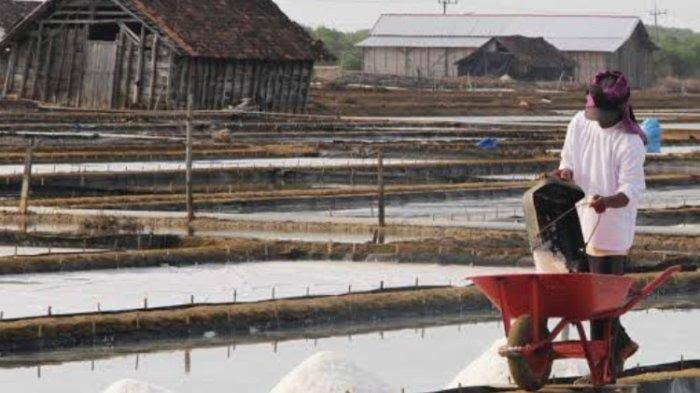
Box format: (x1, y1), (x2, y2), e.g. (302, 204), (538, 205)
(378, 13), (641, 19)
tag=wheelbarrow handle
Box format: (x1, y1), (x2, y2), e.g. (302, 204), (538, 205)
(622, 265), (682, 314)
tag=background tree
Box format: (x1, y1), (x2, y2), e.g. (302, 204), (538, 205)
(307, 26), (369, 70)
(653, 26), (700, 78)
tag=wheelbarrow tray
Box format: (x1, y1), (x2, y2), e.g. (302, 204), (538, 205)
(471, 273), (634, 320)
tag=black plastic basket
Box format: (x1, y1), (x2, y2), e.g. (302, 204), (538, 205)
(523, 178), (587, 272)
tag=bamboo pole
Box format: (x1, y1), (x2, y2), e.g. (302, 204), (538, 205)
(376, 149), (385, 244)
(2, 44), (18, 98)
(185, 88), (194, 235)
(19, 140), (35, 233)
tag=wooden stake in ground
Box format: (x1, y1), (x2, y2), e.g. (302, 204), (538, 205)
(375, 149), (386, 244)
(185, 91), (194, 235)
(19, 140), (35, 233)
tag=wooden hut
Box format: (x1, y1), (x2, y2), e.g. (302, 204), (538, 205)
(0, 0), (41, 83)
(455, 36), (576, 81)
(0, 0), (327, 111)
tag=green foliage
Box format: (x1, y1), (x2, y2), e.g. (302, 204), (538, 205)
(653, 26), (700, 78)
(307, 26), (369, 70)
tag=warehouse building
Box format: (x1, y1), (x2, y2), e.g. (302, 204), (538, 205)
(1, 0), (327, 111)
(358, 14), (657, 87)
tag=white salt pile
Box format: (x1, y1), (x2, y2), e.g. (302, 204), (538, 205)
(445, 338), (587, 388)
(270, 351), (395, 393)
(102, 379), (174, 393)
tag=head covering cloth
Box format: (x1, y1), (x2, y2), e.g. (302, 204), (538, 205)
(585, 70), (647, 144)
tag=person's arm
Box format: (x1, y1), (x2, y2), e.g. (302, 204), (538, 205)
(551, 115), (577, 182)
(590, 193), (630, 213)
(590, 137), (646, 214)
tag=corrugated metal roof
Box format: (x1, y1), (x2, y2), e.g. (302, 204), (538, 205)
(357, 36), (489, 48)
(359, 14), (645, 53)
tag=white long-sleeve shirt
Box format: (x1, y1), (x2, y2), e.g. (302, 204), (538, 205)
(559, 111), (646, 253)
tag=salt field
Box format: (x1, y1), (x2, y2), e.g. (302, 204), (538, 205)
(549, 144), (700, 155)
(0, 309), (695, 393)
(209, 186), (700, 224)
(384, 115), (570, 126)
(0, 157), (437, 176)
(0, 246), (103, 257)
(0, 222), (414, 243)
(0, 261), (527, 319)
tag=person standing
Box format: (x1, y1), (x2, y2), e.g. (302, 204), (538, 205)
(552, 70), (647, 380)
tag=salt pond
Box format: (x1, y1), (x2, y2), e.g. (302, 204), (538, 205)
(0, 157), (436, 176)
(0, 222), (414, 244)
(219, 186), (700, 224)
(0, 245), (103, 257)
(0, 261), (527, 319)
(0, 309), (695, 393)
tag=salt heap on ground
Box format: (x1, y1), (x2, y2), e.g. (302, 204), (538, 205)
(445, 338), (587, 388)
(270, 351), (395, 393)
(102, 379), (174, 393)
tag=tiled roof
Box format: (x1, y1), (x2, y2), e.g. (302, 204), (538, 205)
(0, 0), (40, 35)
(126, 0), (322, 60)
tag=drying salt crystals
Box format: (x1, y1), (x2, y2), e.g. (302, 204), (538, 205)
(445, 338), (587, 388)
(270, 351), (395, 393)
(102, 379), (173, 393)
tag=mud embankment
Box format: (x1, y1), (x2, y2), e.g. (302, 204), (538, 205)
(308, 86), (700, 116)
(0, 234), (696, 276)
(0, 230), (181, 251)
(0, 143), (319, 165)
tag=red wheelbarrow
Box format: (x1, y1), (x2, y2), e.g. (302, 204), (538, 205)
(470, 265), (681, 391)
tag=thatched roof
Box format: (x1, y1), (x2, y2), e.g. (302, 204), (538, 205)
(1, 0), (328, 61)
(0, 0), (40, 34)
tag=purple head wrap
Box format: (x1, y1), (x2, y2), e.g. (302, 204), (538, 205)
(586, 70), (647, 144)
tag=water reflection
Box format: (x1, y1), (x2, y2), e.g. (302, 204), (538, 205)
(1, 309), (697, 393)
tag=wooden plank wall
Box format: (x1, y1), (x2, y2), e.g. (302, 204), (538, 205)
(3, 24), (176, 109)
(114, 29), (174, 110)
(612, 25), (654, 88)
(170, 58), (313, 113)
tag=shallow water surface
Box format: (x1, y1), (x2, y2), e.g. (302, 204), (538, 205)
(0, 309), (695, 393)
(0, 157), (437, 176)
(218, 186), (700, 224)
(0, 261), (526, 319)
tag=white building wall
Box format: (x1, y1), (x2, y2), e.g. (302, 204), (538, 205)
(363, 47), (476, 78)
(362, 40), (651, 87)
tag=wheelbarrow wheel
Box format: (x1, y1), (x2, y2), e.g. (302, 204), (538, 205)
(507, 314), (553, 392)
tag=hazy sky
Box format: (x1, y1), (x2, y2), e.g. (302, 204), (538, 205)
(273, 0), (698, 32)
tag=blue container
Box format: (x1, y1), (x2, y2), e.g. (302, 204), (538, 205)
(641, 118), (662, 153)
(476, 137), (498, 150)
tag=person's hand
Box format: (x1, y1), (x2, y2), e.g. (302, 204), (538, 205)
(590, 195), (607, 214)
(551, 168), (573, 182)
